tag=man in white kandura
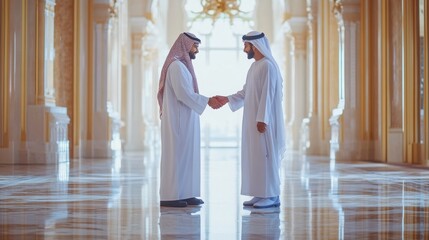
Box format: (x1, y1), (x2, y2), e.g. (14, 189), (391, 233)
(157, 32), (221, 208)
(216, 31), (286, 208)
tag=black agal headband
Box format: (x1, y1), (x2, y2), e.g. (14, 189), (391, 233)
(242, 32), (265, 41)
(184, 32), (201, 43)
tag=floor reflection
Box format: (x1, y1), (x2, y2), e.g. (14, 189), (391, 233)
(159, 206), (202, 240)
(1, 147), (429, 239)
(241, 207), (281, 240)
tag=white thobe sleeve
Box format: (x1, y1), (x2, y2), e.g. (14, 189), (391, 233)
(169, 62), (209, 115)
(227, 85), (246, 112)
(256, 63), (276, 124)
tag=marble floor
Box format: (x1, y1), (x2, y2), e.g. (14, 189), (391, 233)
(1, 147), (429, 239)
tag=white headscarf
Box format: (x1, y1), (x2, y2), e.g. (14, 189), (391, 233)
(242, 31), (280, 72)
(243, 31), (287, 159)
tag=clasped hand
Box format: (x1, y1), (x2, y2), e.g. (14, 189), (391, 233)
(208, 96), (229, 109)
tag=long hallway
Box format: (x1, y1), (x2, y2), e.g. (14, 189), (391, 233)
(1, 146), (429, 239)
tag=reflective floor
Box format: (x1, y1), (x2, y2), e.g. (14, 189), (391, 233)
(1, 146), (429, 239)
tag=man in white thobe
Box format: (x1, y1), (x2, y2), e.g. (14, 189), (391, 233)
(216, 31), (286, 208)
(157, 32), (221, 208)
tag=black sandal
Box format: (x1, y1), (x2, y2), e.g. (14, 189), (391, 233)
(160, 200), (187, 207)
(183, 197), (204, 205)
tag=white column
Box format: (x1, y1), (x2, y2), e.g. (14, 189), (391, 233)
(125, 17), (159, 151)
(335, 0), (361, 160)
(304, 0), (324, 155)
(88, 22), (113, 156)
(254, 0), (274, 41)
(81, 1), (121, 158)
(26, 0), (70, 164)
(329, 0), (346, 159)
(160, 0), (187, 46)
(300, 0), (316, 154)
(107, 12), (123, 154)
(283, 32), (295, 151)
(125, 18), (146, 150)
(141, 26), (159, 149)
(288, 24), (308, 151)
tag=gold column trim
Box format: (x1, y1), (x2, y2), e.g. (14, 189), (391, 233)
(35, 0), (45, 105)
(283, 12), (292, 22)
(73, 0), (80, 156)
(21, 0), (28, 141)
(45, 112), (49, 141)
(360, 0), (367, 141)
(87, 0), (94, 140)
(132, 33), (144, 50)
(425, 0), (429, 162)
(403, 0), (421, 164)
(320, 0), (328, 140)
(144, 12), (154, 22)
(35, 0), (39, 104)
(381, 0), (388, 162)
(308, 5), (317, 116)
(1, 0), (10, 148)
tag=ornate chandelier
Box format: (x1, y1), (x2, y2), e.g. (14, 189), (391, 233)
(191, 0), (250, 25)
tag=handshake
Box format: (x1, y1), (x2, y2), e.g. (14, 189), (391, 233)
(208, 96), (229, 109)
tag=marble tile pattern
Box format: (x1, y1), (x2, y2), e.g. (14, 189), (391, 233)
(1, 148), (429, 239)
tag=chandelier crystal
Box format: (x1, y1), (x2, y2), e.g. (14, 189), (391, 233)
(191, 0), (250, 25)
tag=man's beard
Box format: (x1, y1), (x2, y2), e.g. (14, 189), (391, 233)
(246, 48), (254, 59)
(189, 52), (196, 59)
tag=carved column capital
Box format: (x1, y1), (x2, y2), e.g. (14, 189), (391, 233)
(332, 0), (343, 14)
(293, 32), (307, 53)
(132, 32), (144, 53)
(332, 0), (344, 25)
(45, 0), (55, 12)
